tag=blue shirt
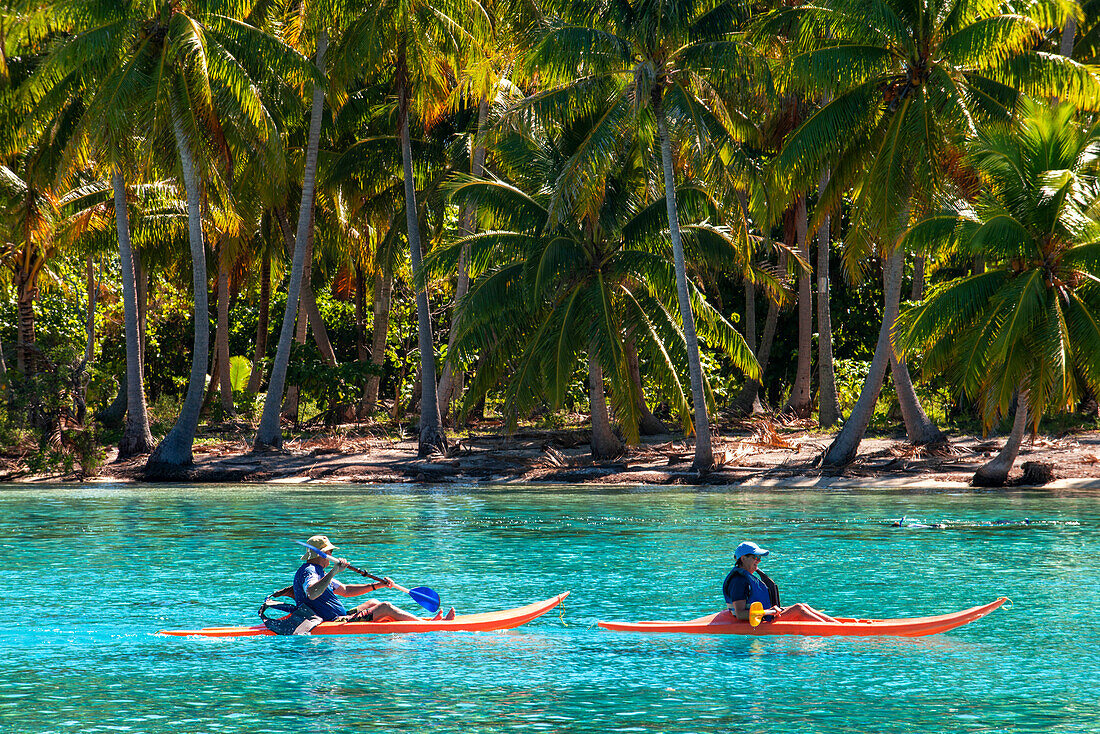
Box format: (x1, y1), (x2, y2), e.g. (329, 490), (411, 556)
(294, 562), (347, 621)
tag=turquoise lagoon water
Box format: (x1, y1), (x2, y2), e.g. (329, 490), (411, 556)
(0, 483), (1097, 734)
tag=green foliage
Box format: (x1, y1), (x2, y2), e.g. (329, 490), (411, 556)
(833, 358), (871, 414)
(229, 356), (252, 393)
(0, 343), (104, 475)
(284, 342), (382, 425)
(2, 0), (1097, 468)
(898, 102), (1100, 428)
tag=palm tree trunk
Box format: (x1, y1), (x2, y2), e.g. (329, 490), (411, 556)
(743, 280), (757, 354)
(136, 250), (148, 364)
(294, 210), (337, 365)
(216, 255), (234, 415)
(438, 98), (489, 420)
(146, 108), (210, 472)
(656, 98), (712, 471)
(100, 247), (143, 431)
(355, 267), (368, 363)
(15, 270), (36, 375)
(274, 207), (306, 418)
(626, 336), (669, 435)
(84, 255), (96, 365)
(0, 333), (7, 394)
(398, 43), (446, 457)
(822, 248), (905, 468)
(911, 256), (925, 300)
(273, 206), (335, 416)
(784, 196), (812, 417)
(890, 350), (943, 444)
(98, 379), (127, 427)
(589, 351), (624, 459)
(816, 167), (842, 427)
(112, 168), (154, 458)
(734, 256), (783, 415)
(973, 390), (1029, 487)
(246, 248), (270, 394)
(1061, 16), (1076, 57)
(254, 30), (327, 450)
(363, 269), (392, 414)
(301, 282), (336, 366)
(73, 255), (96, 424)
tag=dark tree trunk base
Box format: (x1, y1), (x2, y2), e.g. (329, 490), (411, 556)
(142, 458), (194, 481)
(97, 381), (128, 429)
(418, 425), (449, 458)
(638, 413), (670, 436)
(970, 468), (1008, 487)
(731, 382), (767, 417)
(117, 428), (155, 461)
(590, 431), (625, 460)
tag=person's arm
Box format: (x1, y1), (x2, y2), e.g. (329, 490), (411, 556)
(306, 559), (348, 600)
(335, 577), (396, 597)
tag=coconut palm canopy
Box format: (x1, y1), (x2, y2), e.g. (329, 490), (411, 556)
(0, 0), (1098, 484)
(428, 109), (764, 446)
(897, 101), (1100, 427)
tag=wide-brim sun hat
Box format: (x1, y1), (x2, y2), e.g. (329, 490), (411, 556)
(735, 541), (770, 560)
(301, 534), (337, 560)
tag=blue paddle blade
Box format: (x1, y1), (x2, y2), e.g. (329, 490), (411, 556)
(408, 586), (441, 614)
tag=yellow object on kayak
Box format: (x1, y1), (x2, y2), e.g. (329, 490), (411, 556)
(749, 602), (764, 627)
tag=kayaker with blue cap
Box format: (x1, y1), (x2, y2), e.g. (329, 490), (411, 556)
(294, 534), (455, 623)
(722, 541), (837, 624)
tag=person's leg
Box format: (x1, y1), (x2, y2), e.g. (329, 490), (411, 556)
(346, 600), (458, 622)
(342, 600), (381, 622)
(368, 602), (423, 622)
(782, 603), (838, 623)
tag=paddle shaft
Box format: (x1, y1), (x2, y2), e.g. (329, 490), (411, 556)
(296, 541), (410, 593)
(343, 564), (411, 594)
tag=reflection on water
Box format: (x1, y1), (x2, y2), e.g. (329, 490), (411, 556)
(0, 484), (1096, 733)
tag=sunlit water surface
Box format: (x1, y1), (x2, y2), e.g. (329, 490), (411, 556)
(1, 483), (1096, 733)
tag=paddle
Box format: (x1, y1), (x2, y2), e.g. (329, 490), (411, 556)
(749, 601), (765, 627)
(294, 541), (441, 613)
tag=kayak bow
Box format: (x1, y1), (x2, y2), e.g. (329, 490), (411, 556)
(159, 592), (569, 638)
(597, 597), (1007, 637)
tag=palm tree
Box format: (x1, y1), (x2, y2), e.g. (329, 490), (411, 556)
(433, 115), (760, 456)
(323, 88), (422, 416)
(0, 161), (54, 377)
(42, 2), (309, 465)
(330, 0), (489, 456)
(771, 0), (1100, 467)
(111, 169), (157, 455)
(523, 0), (767, 470)
(15, 0), (160, 454)
(816, 164), (843, 427)
(896, 102), (1100, 486)
(17, 0), (314, 469)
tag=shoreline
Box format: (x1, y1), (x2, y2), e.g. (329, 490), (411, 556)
(8, 424), (1100, 491)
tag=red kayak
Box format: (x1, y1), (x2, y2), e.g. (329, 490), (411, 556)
(160, 592), (569, 638)
(598, 597), (1007, 637)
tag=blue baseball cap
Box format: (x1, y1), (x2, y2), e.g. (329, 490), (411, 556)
(735, 541), (770, 560)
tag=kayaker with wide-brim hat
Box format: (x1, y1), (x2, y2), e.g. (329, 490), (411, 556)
(294, 534), (455, 622)
(722, 541), (837, 624)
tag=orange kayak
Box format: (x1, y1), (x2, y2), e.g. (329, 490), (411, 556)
(160, 592), (569, 638)
(598, 597), (1006, 637)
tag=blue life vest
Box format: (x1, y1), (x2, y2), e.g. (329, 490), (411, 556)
(293, 562), (347, 621)
(722, 567), (781, 609)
